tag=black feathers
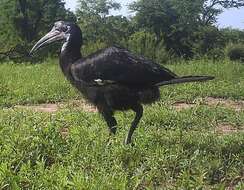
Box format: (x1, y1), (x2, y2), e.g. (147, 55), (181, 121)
(31, 21), (214, 144)
(70, 46), (177, 87)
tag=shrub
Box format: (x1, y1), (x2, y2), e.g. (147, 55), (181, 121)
(126, 31), (174, 64)
(192, 26), (225, 58)
(81, 40), (107, 56)
(227, 44), (244, 62)
(127, 31), (158, 60)
(206, 48), (225, 61)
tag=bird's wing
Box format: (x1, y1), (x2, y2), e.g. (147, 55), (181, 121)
(70, 46), (177, 86)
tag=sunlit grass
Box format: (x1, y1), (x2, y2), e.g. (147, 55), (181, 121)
(0, 59), (244, 189)
(1, 59), (243, 108)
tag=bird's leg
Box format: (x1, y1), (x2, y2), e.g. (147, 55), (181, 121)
(104, 114), (117, 135)
(100, 108), (117, 136)
(102, 111), (117, 145)
(125, 104), (143, 145)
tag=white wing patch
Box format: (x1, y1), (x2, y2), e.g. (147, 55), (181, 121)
(94, 79), (104, 85)
(94, 79), (116, 86)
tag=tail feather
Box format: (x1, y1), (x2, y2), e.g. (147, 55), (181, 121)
(156, 76), (214, 87)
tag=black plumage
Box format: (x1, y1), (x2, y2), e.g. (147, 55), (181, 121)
(30, 21), (214, 144)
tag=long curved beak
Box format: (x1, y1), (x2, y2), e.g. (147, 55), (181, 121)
(30, 29), (65, 55)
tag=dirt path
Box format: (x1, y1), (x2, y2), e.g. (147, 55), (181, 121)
(10, 97), (244, 135)
(172, 97), (244, 134)
(216, 123), (244, 135)
(172, 97), (244, 112)
(15, 100), (98, 113)
(10, 97), (244, 114)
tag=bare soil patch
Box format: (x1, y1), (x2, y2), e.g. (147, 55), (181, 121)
(15, 104), (60, 113)
(205, 97), (244, 111)
(172, 97), (244, 111)
(171, 102), (196, 111)
(15, 100), (98, 113)
(216, 123), (244, 135)
(12, 97), (244, 113)
(65, 100), (98, 113)
(60, 127), (69, 139)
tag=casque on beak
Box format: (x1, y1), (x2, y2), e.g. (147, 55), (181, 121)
(30, 29), (66, 55)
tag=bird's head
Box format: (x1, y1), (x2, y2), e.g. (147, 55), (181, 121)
(30, 21), (82, 55)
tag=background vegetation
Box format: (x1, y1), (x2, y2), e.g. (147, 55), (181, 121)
(0, 0), (244, 62)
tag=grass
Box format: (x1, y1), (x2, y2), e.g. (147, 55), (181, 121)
(0, 59), (244, 189)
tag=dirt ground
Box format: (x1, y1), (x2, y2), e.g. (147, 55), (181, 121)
(15, 100), (98, 113)
(172, 97), (244, 112)
(14, 97), (244, 113)
(12, 97), (244, 135)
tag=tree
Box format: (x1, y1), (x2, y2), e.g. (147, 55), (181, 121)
(129, 0), (244, 57)
(77, 0), (121, 18)
(200, 0), (244, 25)
(76, 0), (134, 45)
(221, 28), (244, 44)
(130, 0), (201, 57)
(0, 0), (76, 52)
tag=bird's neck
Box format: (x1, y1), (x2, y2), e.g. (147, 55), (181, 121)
(59, 42), (82, 80)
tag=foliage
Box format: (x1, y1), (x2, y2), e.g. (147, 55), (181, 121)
(77, 0), (121, 17)
(0, 0), (22, 50)
(81, 40), (108, 56)
(127, 31), (158, 59)
(126, 31), (173, 64)
(205, 48), (225, 60)
(192, 26), (226, 58)
(76, 0), (134, 45)
(0, 0), (244, 62)
(129, 0), (244, 58)
(0, 0), (76, 60)
(227, 44), (244, 62)
(221, 28), (244, 44)
(129, 0), (199, 57)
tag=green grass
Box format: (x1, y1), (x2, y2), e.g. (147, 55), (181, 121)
(0, 60), (79, 107)
(0, 59), (244, 189)
(1, 59), (244, 107)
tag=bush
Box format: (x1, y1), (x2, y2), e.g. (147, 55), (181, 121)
(81, 40), (107, 56)
(221, 28), (244, 44)
(126, 31), (158, 59)
(192, 26), (225, 58)
(126, 31), (174, 64)
(206, 48), (225, 61)
(227, 44), (244, 62)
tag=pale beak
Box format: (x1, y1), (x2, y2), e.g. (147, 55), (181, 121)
(30, 29), (65, 55)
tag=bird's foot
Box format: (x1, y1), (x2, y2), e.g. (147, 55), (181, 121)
(106, 134), (116, 146)
(124, 137), (134, 146)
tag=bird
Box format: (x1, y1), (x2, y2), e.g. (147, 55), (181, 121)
(30, 21), (214, 144)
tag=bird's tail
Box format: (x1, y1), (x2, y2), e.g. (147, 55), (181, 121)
(156, 76), (214, 87)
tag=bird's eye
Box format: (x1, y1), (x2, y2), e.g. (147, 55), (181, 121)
(60, 25), (70, 33)
(61, 26), (68, 32)
(53, 24), (68, 33)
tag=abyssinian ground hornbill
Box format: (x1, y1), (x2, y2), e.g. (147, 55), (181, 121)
(30, 21), (214, 144)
